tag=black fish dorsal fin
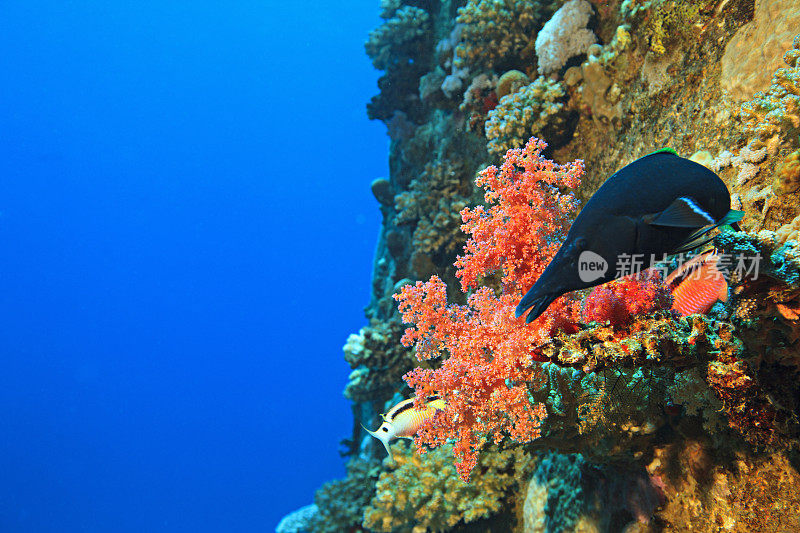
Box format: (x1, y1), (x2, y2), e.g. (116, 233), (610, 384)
(648, 197), (714, 228)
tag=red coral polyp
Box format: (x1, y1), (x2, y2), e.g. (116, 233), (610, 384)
(583, 269), (673, 329)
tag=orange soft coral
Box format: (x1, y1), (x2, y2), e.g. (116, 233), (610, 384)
(456, 137), (582, 295)
(394, 138), (584, 480)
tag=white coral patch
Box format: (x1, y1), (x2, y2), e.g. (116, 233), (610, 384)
(535, 0), (597, 75)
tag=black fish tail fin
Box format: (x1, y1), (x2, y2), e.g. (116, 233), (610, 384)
(516, 289), (557, 324)
(671, 209), (746, 254)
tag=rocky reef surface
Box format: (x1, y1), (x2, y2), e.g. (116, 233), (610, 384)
(280, 1), (800, 531)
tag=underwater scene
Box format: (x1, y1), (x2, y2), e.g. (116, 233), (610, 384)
(5, 0), (800, 532)
(2, 1), (384, 531)
(281, 0), (800, 532)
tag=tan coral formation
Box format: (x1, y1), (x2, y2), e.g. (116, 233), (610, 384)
(485, 77), (566, 156)
(454, 0), (552, 71)
(343, 320), (416, 404)
(740, 33), (800, 141)
(648, 442), (800, 531)
(777, 214), (800, 242)
(496, 69), (530, 99)
(365, 6), (430, 71)
(774, 149), (800, 195)
(363, 441), (533, 532)
(721, 0), (800, 101)
(394, 159), (470, 255)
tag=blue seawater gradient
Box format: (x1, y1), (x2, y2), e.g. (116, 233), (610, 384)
(0, 2), (386, 531)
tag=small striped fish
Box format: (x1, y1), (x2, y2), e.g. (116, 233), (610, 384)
(364, 395), (445, 460)
(666, 251), (728, 316)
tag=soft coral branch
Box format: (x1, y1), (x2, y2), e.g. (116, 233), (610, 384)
(456, 137), (582, 294)
(394, 138), (583, 480)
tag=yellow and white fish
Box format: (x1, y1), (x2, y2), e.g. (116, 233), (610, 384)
(364, 395), (445, 460)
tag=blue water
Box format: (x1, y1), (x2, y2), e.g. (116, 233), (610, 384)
(0, 2), (386, 530)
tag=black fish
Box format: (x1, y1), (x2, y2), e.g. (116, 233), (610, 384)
(515, 148), (743, 324)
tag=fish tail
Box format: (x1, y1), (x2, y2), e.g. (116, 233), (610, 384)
(363, 424), (394, 459)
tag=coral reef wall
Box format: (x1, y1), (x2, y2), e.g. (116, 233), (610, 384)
(280, 1), (800, 532)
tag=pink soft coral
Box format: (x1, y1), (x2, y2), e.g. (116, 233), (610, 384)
(583, 269), (673, 329)
(394, 138), (584, 480)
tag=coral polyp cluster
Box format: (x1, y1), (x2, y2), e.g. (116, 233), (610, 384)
(362, 441), (533, 532)
(740, 34), (800, 141)
(453, 0), (552, 72)
(484, 77), (567, 156)
(582, 269), (673, 329)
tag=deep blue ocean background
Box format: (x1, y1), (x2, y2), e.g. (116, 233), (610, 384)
(1, 2), (386, 530)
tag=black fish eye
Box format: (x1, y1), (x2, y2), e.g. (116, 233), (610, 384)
(382, 427), (389, 432)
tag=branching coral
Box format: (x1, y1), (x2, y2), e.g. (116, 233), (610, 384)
(708, 143), (769, 186)
(362, 441), (533, 532)
(455, 138), (583, 295)
(484, 77), (567, 157)
(740, 34), (800, 141)
(396, 279), (551, 480)
(454, 0), (551, 71)
(394, 138), (584, 480)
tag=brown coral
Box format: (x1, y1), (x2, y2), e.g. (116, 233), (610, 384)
(740, 34), (800, 141)
(774, 149), (800, 196)
(649, 442), (800, 531)
(496, 69), (530, 99)
(363, 441), (533, 532)
(343, 320), (416, 404)
(454, 0), (552, 71)
(706, 359), (780, 447)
